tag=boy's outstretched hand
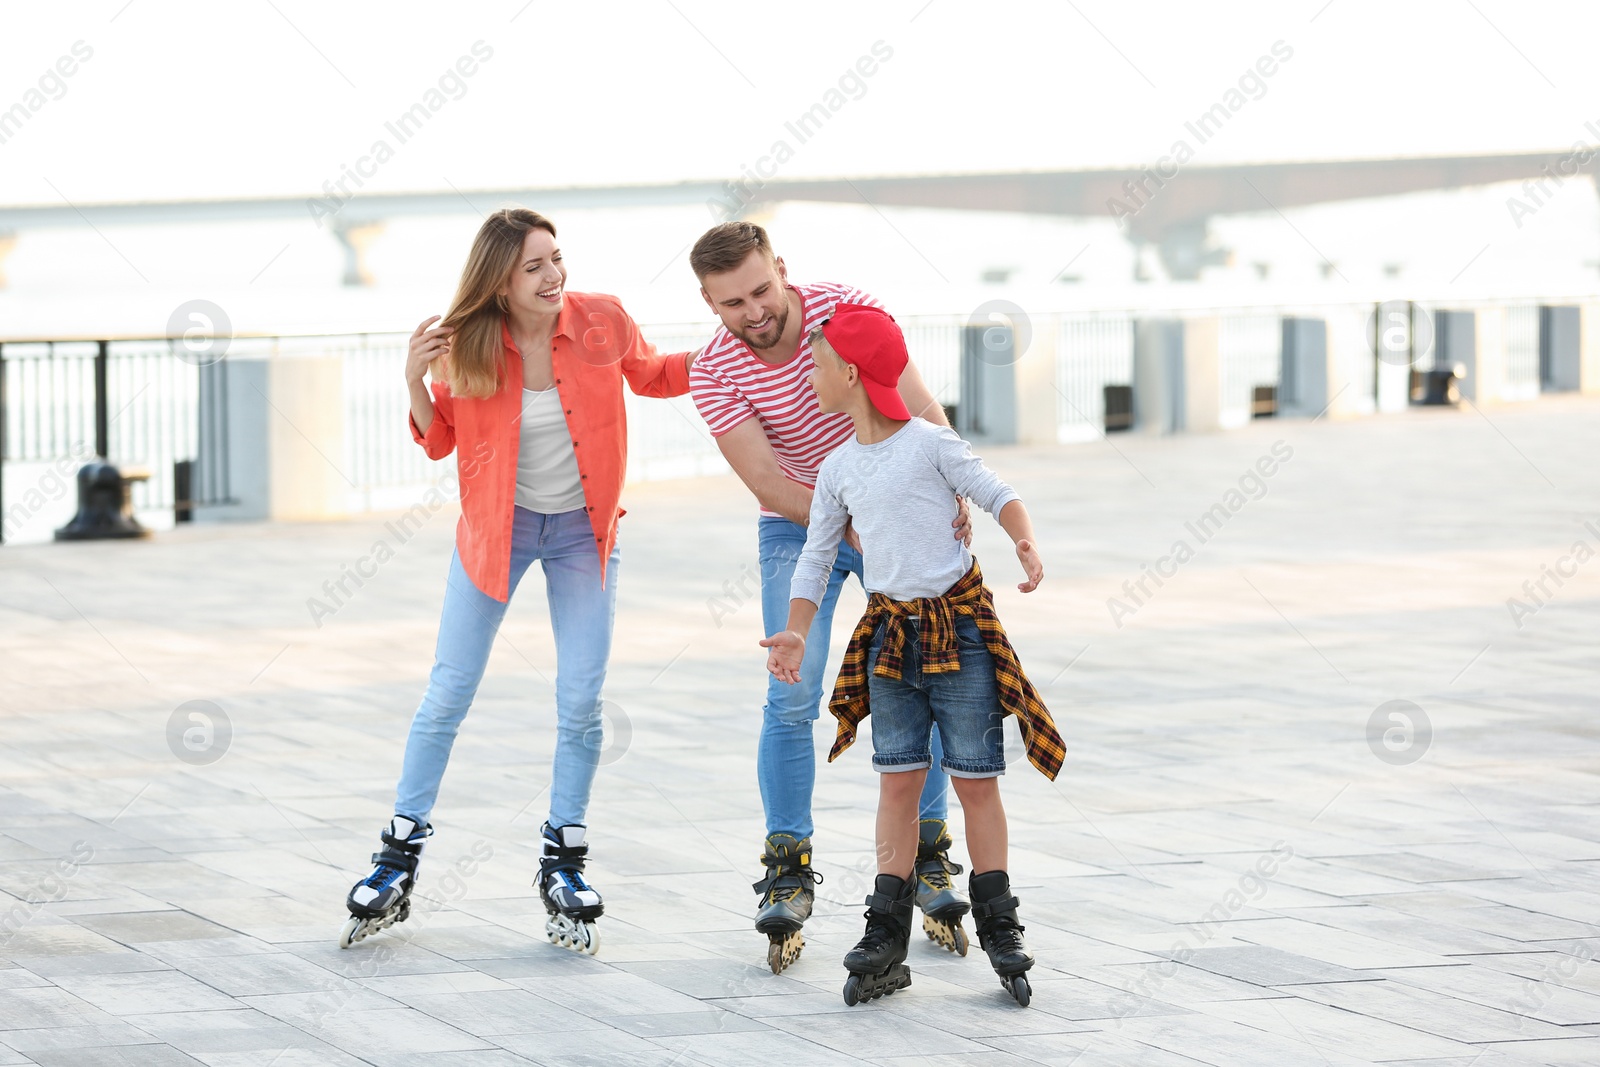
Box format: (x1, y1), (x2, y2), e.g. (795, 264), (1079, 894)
(760, 630), (806, 683)
(1016, 538), (1044, 592)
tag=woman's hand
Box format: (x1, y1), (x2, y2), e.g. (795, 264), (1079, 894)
(406, 316), (452, 385)
(759, 630), (806, 684)
(1016, 538), (1043, 593)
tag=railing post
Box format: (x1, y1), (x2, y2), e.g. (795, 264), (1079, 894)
(94, 339), (109, 459)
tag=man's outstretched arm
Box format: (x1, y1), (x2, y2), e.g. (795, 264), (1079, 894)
(715, 418), (814, 525)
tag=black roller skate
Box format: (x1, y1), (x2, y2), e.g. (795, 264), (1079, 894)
(971, 869), (1034, 1007)
(341, 815), (432, 948)
(915, 819), (971, 956)
(753, 833), (821, 974)
(841, 873), (915, 1006)
(538, 822), (603, 955)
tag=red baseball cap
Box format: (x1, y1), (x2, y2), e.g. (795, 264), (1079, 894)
(819, 303), (912, 421)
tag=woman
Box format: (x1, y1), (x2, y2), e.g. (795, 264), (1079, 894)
(341, 207), (693, 955)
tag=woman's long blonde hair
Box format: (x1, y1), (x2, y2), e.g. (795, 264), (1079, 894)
(436, 208), (557, 398)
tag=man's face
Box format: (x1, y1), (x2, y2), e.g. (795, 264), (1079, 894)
(699, 250), (791, 350)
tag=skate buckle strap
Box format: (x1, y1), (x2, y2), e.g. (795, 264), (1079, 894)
(864, 889), (913, 915)
(542, 842), (589, 863)
(970, 894), (1021, 921)
(379, 824), (431, 852)
(370, 848), (421, 874)
(752, 865), (822, 896)
(752, 848), (822, 897)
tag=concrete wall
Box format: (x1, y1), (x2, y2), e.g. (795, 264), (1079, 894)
(195, 351), (349, 524)
(1015, 321), (1059, 446)
(268, 354), (347, 521)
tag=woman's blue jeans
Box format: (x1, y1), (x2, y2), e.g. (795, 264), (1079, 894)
(758, 515), (949, 840)
(395, 506), (618, 829)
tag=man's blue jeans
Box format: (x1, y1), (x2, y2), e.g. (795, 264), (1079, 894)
(758, 515), (949, 840)
(395, 507), (619, 829)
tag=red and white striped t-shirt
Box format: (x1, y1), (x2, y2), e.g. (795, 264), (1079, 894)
(690, 282), (881, 516)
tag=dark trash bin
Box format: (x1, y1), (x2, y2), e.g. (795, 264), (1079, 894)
(1420, 364), (1465, 407)
(1103, 384), (1133, 432)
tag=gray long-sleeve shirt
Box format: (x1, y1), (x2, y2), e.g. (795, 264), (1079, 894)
(791, 419), (1020, 605)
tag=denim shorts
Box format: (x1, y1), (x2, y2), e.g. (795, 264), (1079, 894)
(866, 614), (1006, 778)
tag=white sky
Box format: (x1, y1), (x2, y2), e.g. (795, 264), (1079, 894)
(4, 0), (1600, 206)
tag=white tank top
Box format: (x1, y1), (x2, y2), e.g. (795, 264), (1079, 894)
(515, 387), (586, 514)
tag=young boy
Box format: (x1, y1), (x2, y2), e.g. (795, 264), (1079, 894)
(761, 303), (1064, 1007)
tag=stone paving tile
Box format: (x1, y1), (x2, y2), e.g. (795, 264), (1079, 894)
(874, 1052), (1055, 1067)
(977, 1032), (1217, 1066)
(69, 908), (244, 940)
(0, 1022), (161, 1054)
(603, 1007), (771, 1037)
(192, 1050), (372, 1067)
(1480, 1037), (1600, 1065)
(1080, 960), (1298, 1008)
(118, 1007), (331, 1052)
(1114, 1011), (1378, 1066)
(654, 1027), (868, 1066)
(1200, 995), (1484, 1061)
(409, 989), (605, 1037)
(10, 950), (172, 977)
(365, 1053), (537, 1067)
(5, 403), (1600, 1064)
(48, 970), (239, 1016)
(1288, 980), (1577, 1042)
(28, 1046), (206, 1066)
(509, 971), (706, 1017)
(1159, 944), (1381, 986)
(492, 1026), (686, 1066)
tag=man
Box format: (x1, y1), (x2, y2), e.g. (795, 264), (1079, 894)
(687, 221), (973, 972)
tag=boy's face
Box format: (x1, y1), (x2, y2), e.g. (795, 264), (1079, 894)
(808, 333), (854, 413)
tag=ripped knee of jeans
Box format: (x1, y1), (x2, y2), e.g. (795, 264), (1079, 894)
(764, 693), (821, 727)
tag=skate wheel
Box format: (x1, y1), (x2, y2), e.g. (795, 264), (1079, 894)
(921, 914), (970, 957)
(843, 973), (862, 1006)
(766, 930), (803, 974)
(338, 916), (363, 950)
(1009, 974), (1031, 1007)
(579, 922), (601, 956)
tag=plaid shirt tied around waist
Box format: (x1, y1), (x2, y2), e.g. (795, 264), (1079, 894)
(827, 560), (1064, 780)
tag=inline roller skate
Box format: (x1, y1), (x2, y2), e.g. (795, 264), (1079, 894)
(341, 815), (432, 948)
(841, 873), (915, 1005)
(971, 869), (1034, 1006)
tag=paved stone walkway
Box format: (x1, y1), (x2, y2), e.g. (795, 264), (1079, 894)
(2, 397), (1598, 1066)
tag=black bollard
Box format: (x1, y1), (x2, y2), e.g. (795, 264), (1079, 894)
(54, 461), (150, 541)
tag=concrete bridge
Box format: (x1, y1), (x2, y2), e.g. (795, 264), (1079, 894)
(1, 152), (1594, 284)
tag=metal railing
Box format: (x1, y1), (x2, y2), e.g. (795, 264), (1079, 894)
(1056, 314), (1134, 442)
(0, 339), (233, 524)
(1218, 313), (1282, 426)
(2, 298), (1583, 541)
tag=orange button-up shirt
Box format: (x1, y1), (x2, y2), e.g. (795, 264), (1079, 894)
(409, 291), (691, 601)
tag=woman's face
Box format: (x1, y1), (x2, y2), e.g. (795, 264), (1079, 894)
(499, 228), (566, 318)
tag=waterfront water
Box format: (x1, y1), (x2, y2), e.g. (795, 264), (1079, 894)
(4, 184), (1599, 338)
